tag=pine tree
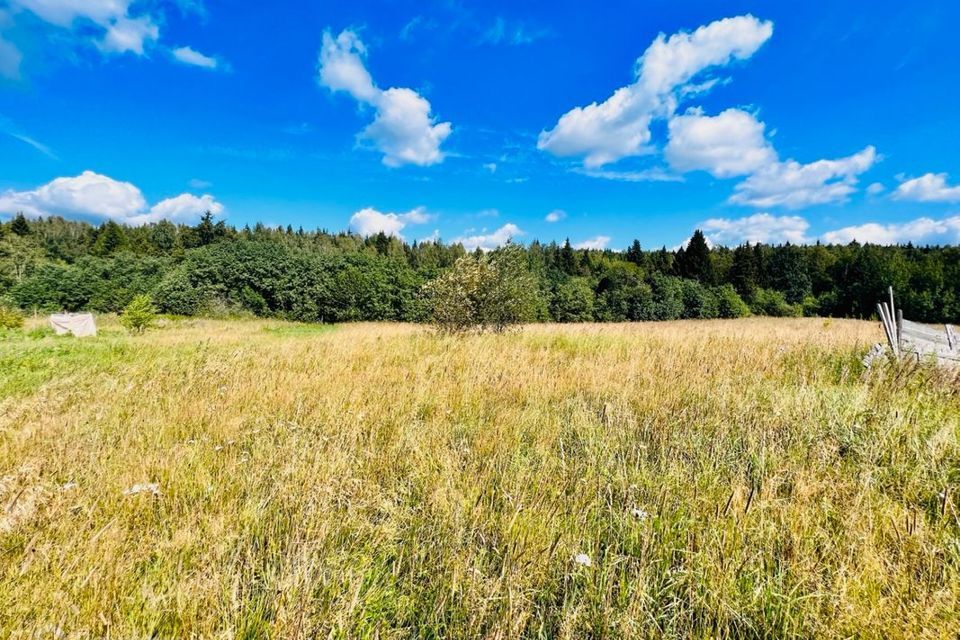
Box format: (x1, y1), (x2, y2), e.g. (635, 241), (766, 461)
(91, 220), (128, 256)
(11, 213), (30, 236)
(560, 239), (578, 275)
(730, 243), (759, 298)
(678, 230), (714, 283)
(625, 239), (644, 266)
(196, 211), (216, 246)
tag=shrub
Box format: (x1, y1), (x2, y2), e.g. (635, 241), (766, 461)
(422, 243), (539, 333)
(751, 288), (801, 317)
(713, 284), (750, 318)
(0, 304), (24, 330)
(120, 294), (157, 334)
(552, 277), (596, 322)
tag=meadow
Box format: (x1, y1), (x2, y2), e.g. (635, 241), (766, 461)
(1, 317), (958, 638)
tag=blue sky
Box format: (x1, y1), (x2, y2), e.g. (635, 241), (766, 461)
(1, 0), (959, 249)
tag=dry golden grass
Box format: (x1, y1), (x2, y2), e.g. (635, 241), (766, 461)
(1, 317), (958, 638)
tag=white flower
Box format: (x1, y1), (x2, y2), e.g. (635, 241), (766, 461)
(61, 482), (77, 491)
(631, 508), (649, 521)
(573, 553), (592, 567)
(123, 482), (160, 497)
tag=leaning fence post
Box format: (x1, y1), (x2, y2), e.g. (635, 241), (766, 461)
(896, 309), (903, 356)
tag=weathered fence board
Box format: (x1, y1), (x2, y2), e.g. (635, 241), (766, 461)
(878, 288), (958, 367)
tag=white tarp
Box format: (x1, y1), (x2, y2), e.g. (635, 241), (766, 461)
(49, 313), (97, 337)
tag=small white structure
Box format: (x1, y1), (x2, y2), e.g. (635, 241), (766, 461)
(49, 313), (97, 337)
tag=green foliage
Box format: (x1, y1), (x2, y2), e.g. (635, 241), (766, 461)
(713, 284), (751, 318)
(751, 288), (801, 317)
(0, 304), (24, 329)
(423, 243), (540, 333)
(3, 215), (959, 325)
(552, 277), (596, 322)
(120, 295), (157, 334)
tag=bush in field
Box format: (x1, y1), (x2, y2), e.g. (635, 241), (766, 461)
(751, 287), (801, 317)
(552, 277), (596, 322)
(422, 243), (539, 333)
(0, 304), (24, 330)
(713, 284), (750, 318)
(120, 294), (157, 334)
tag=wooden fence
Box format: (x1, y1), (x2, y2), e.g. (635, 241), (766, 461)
(878, 287), (959, 366)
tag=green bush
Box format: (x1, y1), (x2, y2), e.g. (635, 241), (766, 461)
(120, 295), (157, 334)
(713, 284), (750, 318)
(0, 305), (24, 330)
(552, 277), (596, 322)
(751, 288), (801, 317)
(422, 243), (540, 333)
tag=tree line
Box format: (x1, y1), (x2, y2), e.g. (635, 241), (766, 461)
(1, 212), (958, 324)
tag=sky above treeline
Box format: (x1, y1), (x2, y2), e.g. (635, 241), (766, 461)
(1, 0), (959, 250)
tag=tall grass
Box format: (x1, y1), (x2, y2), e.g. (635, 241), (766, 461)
(1, 318), (957, 638)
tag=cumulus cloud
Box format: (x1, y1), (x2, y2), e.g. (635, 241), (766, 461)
(11, 0), (159, 55)
(822, 216), (960, 245)
(348, 206), (432, 238)
(729, 146), (877, 208)
(574, 235), (611, 250)
(538, 15), (773, 168)
(318, 29), (451, 167)
(892, 173), (960, 203)
(172, 46), (219, 69)
(0, 170), (223, 225)
(666, 108), (776, 177)
(140, 193), (223, 225)
(545, 209), (566, 223)
(700, 213), (810, 245)
(452, 223), (523, 251)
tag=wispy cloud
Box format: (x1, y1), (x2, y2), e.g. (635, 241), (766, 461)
(8, 132), (57, 159)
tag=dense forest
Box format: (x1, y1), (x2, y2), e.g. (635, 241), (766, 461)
(1, 212), (958, 323)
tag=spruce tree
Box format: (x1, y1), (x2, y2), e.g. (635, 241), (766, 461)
(625, 239), (644, 266)
(680, 230), (713, 283)
(11, 213), (30, 236)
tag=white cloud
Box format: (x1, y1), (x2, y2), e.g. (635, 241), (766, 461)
(822, 216), (960, 245)
(866, 182), (885, 196)
(574, 235), (611, 250)
(348, 206), (432, 238)
(137, 193), (222, 225)
(700, 213), (810, 245)
(729, 146), (877, 208)
(0, 170), (223, 225)
(892, 173), (960, 203)
(573, 167), (683, 182)
(172, 46), (218, 69)
(538, 15), (773, 167)
(9, 132), (57, 159)
(481, 17), (551, 46)
(12, 0), (159, 55)
(452, 223), (523, 251)
(666, 108), (776, 177)
(100, 15), (158, 54)
(545, 209), (566, 223)
(318, 29), (451, 167)
(483, 162), (497, 173)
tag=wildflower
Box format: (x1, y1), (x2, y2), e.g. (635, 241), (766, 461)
(61, 482), (77, 491)
(573, 553), (592, 567)
(123, 483), (160, 497)
(631, 508), (648, 521)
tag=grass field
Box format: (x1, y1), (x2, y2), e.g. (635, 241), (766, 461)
(1, 317), (958, 638)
